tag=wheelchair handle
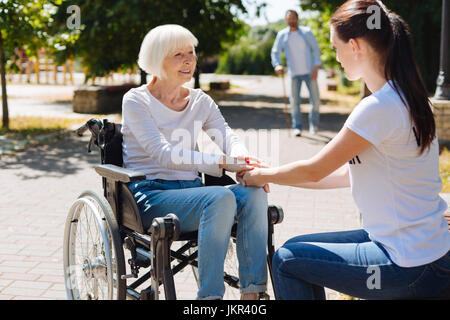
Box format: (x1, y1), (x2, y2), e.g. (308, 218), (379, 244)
(75, 122), (90, 137)
(74, 118), (103, 153)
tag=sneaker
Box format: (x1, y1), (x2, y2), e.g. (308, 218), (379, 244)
(293, 129), (302, 137)
(309, 126), (318, 135)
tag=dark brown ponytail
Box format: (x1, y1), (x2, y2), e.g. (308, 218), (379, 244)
(331, 0), (436, 155)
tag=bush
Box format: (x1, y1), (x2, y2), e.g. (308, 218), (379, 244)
(216, 23), (283, 75)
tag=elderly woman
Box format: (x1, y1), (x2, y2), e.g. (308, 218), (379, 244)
(121, 24), (269, 300)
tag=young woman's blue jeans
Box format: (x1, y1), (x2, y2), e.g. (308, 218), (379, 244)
(127, 178), (268, 300)
(290, 74), (320, 130)
(272, 229), (450, 300)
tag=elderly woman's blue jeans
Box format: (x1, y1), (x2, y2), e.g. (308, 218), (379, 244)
(272, 229), (450, 300)
(127, 178), (268, 300)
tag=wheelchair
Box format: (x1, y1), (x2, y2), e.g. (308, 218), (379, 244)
(63, 118), (284, 300)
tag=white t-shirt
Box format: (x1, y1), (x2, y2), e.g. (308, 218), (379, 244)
(287, 31), (309, 76)
(121, 85), (248, 180)
(345, 81), (450, 267)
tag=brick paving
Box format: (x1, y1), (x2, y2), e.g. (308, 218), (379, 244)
(1, 75), (448, 300)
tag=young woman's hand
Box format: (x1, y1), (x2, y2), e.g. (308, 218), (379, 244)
(236, 156), (271, 193)
(236, 170), (271, 193)
(241, 167), (272, 189)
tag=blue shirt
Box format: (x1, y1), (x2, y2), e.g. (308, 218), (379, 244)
(271, 26), (321, 77)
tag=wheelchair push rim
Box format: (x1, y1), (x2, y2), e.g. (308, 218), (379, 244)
(63, 191), (125, 300)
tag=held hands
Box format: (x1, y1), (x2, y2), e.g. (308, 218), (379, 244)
(219, 155), (270, 193)
(240, 167), (271, 192)
(237, 156), (270, 193)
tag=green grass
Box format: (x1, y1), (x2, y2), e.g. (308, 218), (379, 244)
(0, 116), (92, 138)
(0, 115), (123, 139)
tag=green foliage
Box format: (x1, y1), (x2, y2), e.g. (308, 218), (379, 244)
(300, 0), (443, 93)
(50, 0), (256, 81)
(216, 21), (284, 75)
(0, 0), (58, 128)
(302, 9), (336, 70)
(0, 0), (56, 66)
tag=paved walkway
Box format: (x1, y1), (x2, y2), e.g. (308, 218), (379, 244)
(0, 74), (448, 300)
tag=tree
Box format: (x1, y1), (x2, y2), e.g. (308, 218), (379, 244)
(302, 9), (336, 70)
(300, 0), (443, 93)
(0, 0), (55, 129)
(51, 0), (264, 87)
(216, 23), (281, 75)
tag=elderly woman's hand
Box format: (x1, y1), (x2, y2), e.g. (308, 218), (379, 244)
(219, 155), (268, 172)
(220, 155), (271, 192)
(242, 156), (269, 169)
(237, 156), (271, 193)
(219, 155), (253, 173)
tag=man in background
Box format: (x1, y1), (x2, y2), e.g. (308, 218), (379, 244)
(271, 9), (321, 136)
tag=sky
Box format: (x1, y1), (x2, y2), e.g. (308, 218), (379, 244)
(242, 0), (302, 26)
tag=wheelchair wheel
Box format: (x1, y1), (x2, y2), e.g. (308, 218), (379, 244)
(223, 239), (240, 299)
(63, 190), (126, 300)
(190, 239), (240, 299)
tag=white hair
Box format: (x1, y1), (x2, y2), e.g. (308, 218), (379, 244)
(138, 24), (198, 80)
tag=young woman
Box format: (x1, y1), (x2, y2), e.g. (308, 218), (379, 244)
(242, 0), (450, 299)
(122, 24), (269, 300)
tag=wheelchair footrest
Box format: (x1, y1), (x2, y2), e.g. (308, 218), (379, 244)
(149, 214), (180, 300)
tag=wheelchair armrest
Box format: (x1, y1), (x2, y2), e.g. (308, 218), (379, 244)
(95, 164), (146, 183)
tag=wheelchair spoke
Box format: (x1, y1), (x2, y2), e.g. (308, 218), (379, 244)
(79, 204), (91, 258)
(223, 239), (240, 299)
(84, 205), (97, 257)
(74, 206), (86, 259)
(79, 206), (96, 299)
(65, 195), (120, 300)
(89, 199), (115, 299)
(93, 279), (100, 299)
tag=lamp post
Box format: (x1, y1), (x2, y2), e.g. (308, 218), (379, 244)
(434, 0), (450, 100)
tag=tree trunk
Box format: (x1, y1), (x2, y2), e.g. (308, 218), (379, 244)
(194, 67), (200, 89)
(0, 31), (9, 129)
